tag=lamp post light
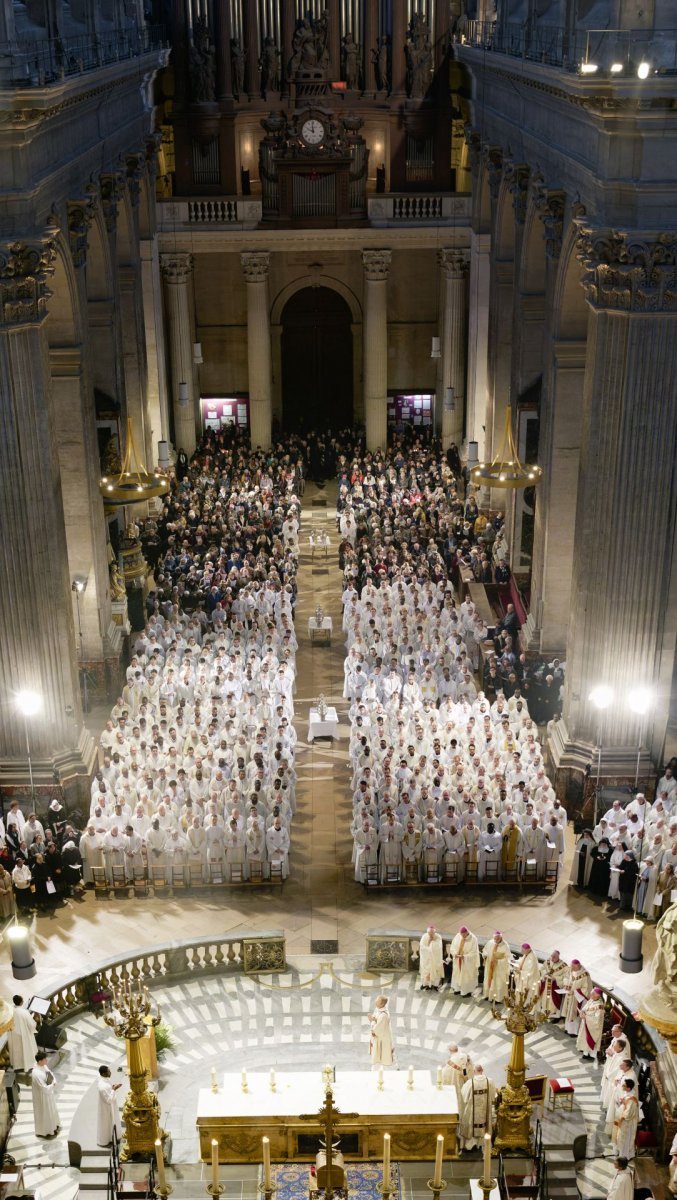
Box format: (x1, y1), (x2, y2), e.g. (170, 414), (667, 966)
(588, 685), (614, 825)
(71, 576), (89, 713)
(15, 689), (43, 805)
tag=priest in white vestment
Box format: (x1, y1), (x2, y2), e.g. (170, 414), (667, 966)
(266, 818), (290, 878)
(32, 1052), (60, 1137)
(611, 1080), (639, 1159)
(482, 932), (510, 1002)
(512, 944), (540, 1003)
(607, 1159), (634, 1200)
(562, 960), (592, 1036)
(459, 1066), (496, 1149)
(449, 927), (480, 996)
(96, 1065), (122, 1146)
(369, 995), (394, 1067)
(8, 996), (38, 1071)
(419, 926), (444, 990)
(441, 1043), (473, 1108)
(102, 826), (125, 882)
(79, 826), (105, 884)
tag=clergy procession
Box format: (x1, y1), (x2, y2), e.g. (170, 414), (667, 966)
(342, 441), (565, 887)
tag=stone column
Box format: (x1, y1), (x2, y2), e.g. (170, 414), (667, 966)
(280, 0), (295, 96)
(362, 0), (377, 94)
(551, 228), (677, 783)
(140, 235), (170, 450)
(466, 229), (490, 455)
(244, 0), (260, 99)
(362, 249), (391, 452)
(119, 264), (153, 470)
(0, 240), (95, 791)
(241, 251), (273, 450)
(160, 251), (197, 456)
(390, 0), (407, 95)
(438, 248), (468, 450)
(213, 0), (233, 99)
(329, 0), (340, 81)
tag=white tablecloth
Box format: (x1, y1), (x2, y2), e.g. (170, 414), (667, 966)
(308, 616), (333, 639)
(198, 1070), (458, 1120)
(308, 706), (339, 741)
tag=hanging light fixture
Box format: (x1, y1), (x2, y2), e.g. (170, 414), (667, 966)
(99, 416), (170, 504)
(431, 336), (441, 359)
(444, 387), (455, 412)
(470, 407), (543, 489)
(193, 341), (203, 365)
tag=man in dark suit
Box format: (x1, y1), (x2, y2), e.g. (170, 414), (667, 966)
(493, 602), (520, 652)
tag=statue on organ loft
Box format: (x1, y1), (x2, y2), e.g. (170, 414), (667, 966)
(372, 34), (390, 93)
(405, 10), (432, 98)
(259, 36), (280, 97)
(189, 17), (216, 102)
(231, 36), (246, 98)
(289, 12), (330, 79)
(342, 31), (361, 89)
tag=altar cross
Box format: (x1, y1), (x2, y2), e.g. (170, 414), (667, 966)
(299, 1084), (359, 1200)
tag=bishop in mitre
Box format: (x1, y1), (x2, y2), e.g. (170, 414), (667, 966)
(369, 995), (394, 1068)
(449, 926), (480, 996)
(482, 931), (510, 1002)
(576, 987), (605, 1058)
(459, 1064), (496, 1150)
(512, 943), (540, 1003)
(419, 925), (444, 991)
(441, 1042), (473, 1108)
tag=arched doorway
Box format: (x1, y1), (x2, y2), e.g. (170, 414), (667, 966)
(281, 286), (353, 431)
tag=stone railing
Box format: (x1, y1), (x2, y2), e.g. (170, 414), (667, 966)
(364, 928), (661, 1059)
(368, 193), (471, 226)
(158, 198), (262, 230)
(29, 931), (286, 1028)
(460, 21), (677, 74)
(0, 25), (167, 87)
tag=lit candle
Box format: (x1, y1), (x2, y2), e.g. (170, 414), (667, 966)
(483, 1133), (492, 1188)
(270, 1069), (276, 1090)
(211, 1139), (219, 1191)
(436, 1066), (443, 1088)
(155, 1139), (166, 1189)
(378, 1066), (384, 1088)
(211, 1067), (218, 1092)
(433, 1134), (444, 1188)
(383, 1133), (391, 1188)
(263, 1135), (272, 1189)
(407, 1065), (414, 1088)
(241, 1068), (248, 1090)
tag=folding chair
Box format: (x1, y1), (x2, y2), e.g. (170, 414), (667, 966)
(248, 859), (264, 883)
(189, 863), (205, 887)
(545, 860), (559, 890)
(111, 864), (128, 893)
(92, 866), (110, 899)
(404, 859), (419, 883)
(151, 866), (169, 892)
(503, 863), (519, 883)
(523, 857), (539, 884)
(444, 858), (459, 884)
(229, 862), (244, 884)
(424, 859), (440, 884)
(385, 863), (401, 883)
(465, 860), (479, 884)
(133, 867), (149, 897)
(269, 858), (284, 882)
(208, 860), (224, 885)
(171, 864), (186, 890)
(483, 859), (500, 882)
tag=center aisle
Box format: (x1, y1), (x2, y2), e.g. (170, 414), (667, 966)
(290, 480), (353, 949)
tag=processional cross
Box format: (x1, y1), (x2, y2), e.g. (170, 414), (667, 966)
(299, 1084), (359, 1200)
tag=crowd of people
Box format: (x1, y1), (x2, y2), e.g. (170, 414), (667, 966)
(570, 772), (677, 917)
(337, 439), (567, 886)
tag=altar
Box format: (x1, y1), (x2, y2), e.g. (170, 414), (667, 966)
(197, 1070), (458, 1163)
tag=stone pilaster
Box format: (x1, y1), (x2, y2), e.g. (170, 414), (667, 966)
(551, 227), (677, 785)
(0, 240), (96, 791)
(438, 249), (468, 450)
(362, 249), (391, 452)
(161, 251), (197, 456)
(119, 263), (153, 470)
(466, 230), (490, 455)
(241, 251), (273, 450)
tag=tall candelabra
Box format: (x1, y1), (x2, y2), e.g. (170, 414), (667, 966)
(491, 978), (545, 1152)
(103, 977), (164, 1160)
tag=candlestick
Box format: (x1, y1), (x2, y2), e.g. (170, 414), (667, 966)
(155, 1139), (172, 1197)
(270, 1069), (276, 1092)
(211, 1068), (218, 1094)
(382, 1132), (390, 1185)
(483, 1133), (492, 1188)
(241, 1068), (248, 1093)
(407, 1065), (414, 1090)
(207, 1137), (224, 1197)
(377, 1066), (384, 1091)
(436, 1066), (443, 1090)
(263, 1136), (272, 1189)
(433, 1135), (444, 1187)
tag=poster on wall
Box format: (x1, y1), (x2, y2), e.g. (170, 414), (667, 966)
(387, 393), (434, 429)
(200, 396), (250, 431)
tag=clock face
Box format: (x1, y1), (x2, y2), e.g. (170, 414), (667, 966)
(301, 118), (325, 145)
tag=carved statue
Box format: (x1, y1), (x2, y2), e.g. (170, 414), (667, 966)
(189, 17), (216, 103)
(373, 34), (390, 92)
(406, 10), (432, 98)
(110, 562), (126, 601)
(259, 35), (280, 96)
(652, 903), (677, 995)
(289, 12), (330, 79)
(342, 31), (360, 89)
(231, 37), (246, 98)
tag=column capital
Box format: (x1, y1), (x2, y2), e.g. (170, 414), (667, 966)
(504, 160), (530, 224)
(576, 225), (677, 313)
(483, 146), (503, 201)
(240, 251), (271, 282)
(126, 151), (147, 208)
(67, 187), (98, 269)
(463, 124), (482, 175)
(99, 171), (125, 234)
(362, 248), (392, 280)
(0, 239), (56, 327)
(437, 248), (468, 279)
(532, 184), (566, 260)
(160, 251), (194, 283)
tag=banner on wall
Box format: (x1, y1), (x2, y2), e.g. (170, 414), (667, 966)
(387, 393), (434, 428)
(201, 396), (250, 430)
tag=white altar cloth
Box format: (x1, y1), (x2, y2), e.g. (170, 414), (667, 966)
(308, 706), (339, 742)
(199, 1070), (458, 1120)
(308, 616), (333, 642)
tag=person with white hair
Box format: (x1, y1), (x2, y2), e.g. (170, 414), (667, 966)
(482, 931), (510, 1002)
(512, 943), (540, 1003)
(419, 925), (444, 991)
(441, 1042), (473, 1107)
(368, 995), (394, 1068)
(449, 926), (481, 996)
(459, 1064), (496, 1149)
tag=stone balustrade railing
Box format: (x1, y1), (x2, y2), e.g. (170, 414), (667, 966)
(0, 25), (167, 87)
(461, 21), (677, 73)
(367, 194), (471, 226)
(158, 198), (263, 230)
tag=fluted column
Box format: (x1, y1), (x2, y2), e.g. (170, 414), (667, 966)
(551, 228), (677, 783)
(390, 0), (407, 94)
(244, 0), (260, 98)
(213, 0), (233, 99)
(161, 252), (197, 456)
(0, 240), (95, 789)
(466, 230), (490, 455)
(362, 0), (377, 94)
(438, 249), (468, 450)
(241, 251), (273, 450)
(362, 249), (391, 452)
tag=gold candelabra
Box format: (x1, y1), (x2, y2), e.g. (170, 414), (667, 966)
(491, 978), (544, 1152)
(103, 976), (164, 1160)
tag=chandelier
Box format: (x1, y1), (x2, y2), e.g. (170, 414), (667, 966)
(470, 407), (542, 490)
(100, 417), (170, 504)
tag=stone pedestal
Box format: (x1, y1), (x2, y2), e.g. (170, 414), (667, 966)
(362, 249), (391, 452)
(241, 251), (273, 450)
(438, 249), (468, 450)
(160, 251), (198, 456)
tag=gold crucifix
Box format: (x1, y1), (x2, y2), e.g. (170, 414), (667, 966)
(299, 1084), (359, 1200)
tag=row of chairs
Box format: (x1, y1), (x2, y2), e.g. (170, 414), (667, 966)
(90, 860), (285, 896)
(362, 858), (558, 888)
